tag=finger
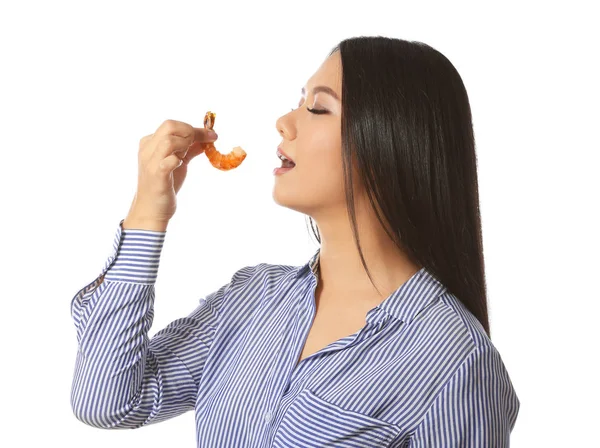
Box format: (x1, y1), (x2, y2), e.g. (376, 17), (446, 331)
(155, 119), (195, 141)
(192, 127), (218, 144)
(158, 153), (184, 174)
(139, 133), (153, 148)
(153, 135), (192, 162)
(184, 141), (210, 162)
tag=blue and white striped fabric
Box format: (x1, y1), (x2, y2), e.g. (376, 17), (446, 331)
(70, 219), (520, 447)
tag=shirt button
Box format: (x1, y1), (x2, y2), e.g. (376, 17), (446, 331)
(264, 411), (273, 423)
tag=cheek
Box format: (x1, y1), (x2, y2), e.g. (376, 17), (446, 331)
(287, 129), (345, 200)
(300, 151), (346, 197)
(303, 132), (342, 173)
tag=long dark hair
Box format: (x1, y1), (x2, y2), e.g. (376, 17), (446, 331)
(305, 36), (491, 338)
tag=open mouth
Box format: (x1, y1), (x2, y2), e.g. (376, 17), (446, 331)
(277, 149), (296, 168)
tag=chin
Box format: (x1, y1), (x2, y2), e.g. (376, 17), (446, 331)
(272, 185), (307, 214)
(272, 185), (294, 209)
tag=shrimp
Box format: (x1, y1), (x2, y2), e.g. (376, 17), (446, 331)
(200, 111), (247, 171)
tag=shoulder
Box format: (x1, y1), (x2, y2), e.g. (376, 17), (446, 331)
(209, 261), (304, 332)
(396, 290), (520, 435)
(439, 290), (494, 348)
(384, 291), (520, 440)
(221, 261), (301, 307)
(395, 288), (519, 402)
(227, 261), (298, 289)
(406, 288), (498, 357)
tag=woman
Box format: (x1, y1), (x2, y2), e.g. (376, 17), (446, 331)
(70, 36), (520, 447)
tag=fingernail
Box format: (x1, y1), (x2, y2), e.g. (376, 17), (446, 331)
(208, 130), (218, 139)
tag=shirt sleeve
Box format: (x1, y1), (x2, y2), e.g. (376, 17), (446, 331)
(70, 218), (230, 429)
(407, 344), (521, 447)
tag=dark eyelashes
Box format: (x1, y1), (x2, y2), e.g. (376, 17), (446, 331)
(290, 106), (328, 115)
(308, 107), (328, 115)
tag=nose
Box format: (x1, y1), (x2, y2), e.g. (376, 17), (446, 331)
(276, 113), (291, 140)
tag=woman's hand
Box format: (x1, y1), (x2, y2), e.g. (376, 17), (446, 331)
(123, 119), (218, 230)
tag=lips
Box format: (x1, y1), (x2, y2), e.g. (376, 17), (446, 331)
(277, 147), (296, 167)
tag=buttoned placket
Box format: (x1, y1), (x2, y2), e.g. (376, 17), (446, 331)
(259, 269), (392, 447)
(258, 273), (315, 444)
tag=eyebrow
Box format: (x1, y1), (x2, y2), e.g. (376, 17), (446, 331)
(301, 85), (340, 101)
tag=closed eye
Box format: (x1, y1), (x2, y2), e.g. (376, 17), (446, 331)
(290, 106), (328, 115)
(307, 107), (328, 115)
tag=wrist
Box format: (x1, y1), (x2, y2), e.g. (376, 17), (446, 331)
(122, 217), (169, 232)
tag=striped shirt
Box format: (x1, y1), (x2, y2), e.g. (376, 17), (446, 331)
(70, 219), (520, 447)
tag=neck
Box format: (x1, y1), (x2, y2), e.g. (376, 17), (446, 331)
(312, 202), (421, 301)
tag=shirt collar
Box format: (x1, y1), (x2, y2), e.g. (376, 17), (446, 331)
(295, 248), (447, 325)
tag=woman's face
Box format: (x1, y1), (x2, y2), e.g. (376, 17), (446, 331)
(273, 51), (353, 218)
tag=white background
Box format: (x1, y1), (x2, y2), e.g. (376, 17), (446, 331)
(1, 0), (598, 446)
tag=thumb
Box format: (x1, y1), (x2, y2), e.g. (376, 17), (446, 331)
(183, 141), (212, 163)
(184, 127), (217, 163)
(193, 127), (218, 144)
